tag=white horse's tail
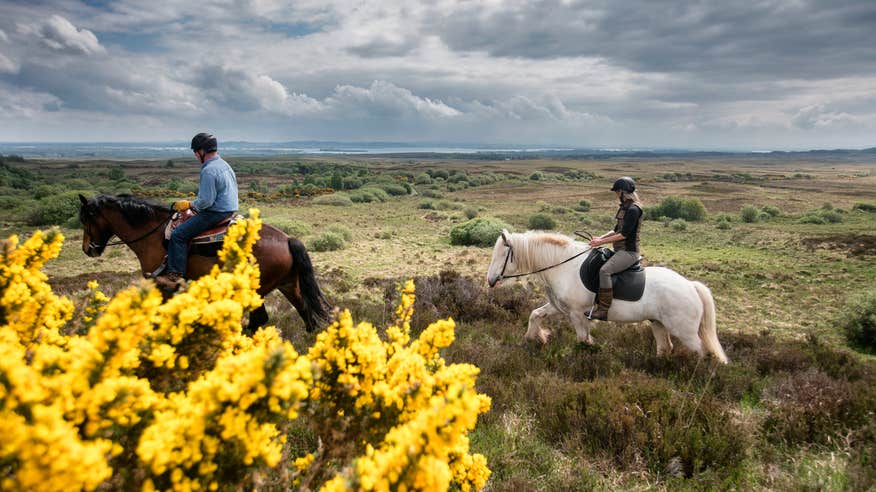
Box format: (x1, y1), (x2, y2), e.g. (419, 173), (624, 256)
(692, 281), (729, 364)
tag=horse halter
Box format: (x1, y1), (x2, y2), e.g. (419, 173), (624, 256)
(84, 208), (171, 253)
(497, 231), (594, 280)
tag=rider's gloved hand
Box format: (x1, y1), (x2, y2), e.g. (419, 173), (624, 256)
(172, 200), (191, 212)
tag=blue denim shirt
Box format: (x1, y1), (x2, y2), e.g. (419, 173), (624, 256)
(192, 156), (238, 212)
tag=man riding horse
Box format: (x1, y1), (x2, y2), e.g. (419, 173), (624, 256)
(155, 133), (238, 292)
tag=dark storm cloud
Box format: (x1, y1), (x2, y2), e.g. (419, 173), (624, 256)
(429, 0), (876, 80)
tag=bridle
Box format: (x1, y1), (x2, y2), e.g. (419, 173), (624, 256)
(496, 231), (593, 280)
(85, 209), (171, 252)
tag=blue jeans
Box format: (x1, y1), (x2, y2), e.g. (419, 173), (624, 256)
(167, 209), (234, 275)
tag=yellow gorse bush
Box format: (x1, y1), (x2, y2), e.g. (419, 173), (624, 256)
(0, 209), (490, 491)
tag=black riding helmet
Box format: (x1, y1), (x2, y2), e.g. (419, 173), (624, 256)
(191, 132), (218, 153)
(611, 176), (636, 193)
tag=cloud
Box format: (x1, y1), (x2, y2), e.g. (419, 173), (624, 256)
(0, 28), (9, 43)
(791, 104), (860, 130)
(323, 80), (460, 120)
(0, 52), (17, 73)
(20, 15), (106, 55)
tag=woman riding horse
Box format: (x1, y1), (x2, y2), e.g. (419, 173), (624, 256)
(587, 176), (643, 320)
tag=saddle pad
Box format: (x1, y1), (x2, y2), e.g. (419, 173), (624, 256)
(579, 248), (646, 302)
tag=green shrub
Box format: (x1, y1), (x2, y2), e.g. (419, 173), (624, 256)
(839, 291), (876, 354)
(414, 173), (432, 185)
(449, 217), (512, 247)
(528, 213), (556, 230)
(28, 191), (84, 226)
(374, 183), (408, 196)
(419, 189), (444, 199)
(761, 205), (781, 217)
(740, 205), (759, 223)
(798, 213), (826, 224)
(853, 202), (876, 212)
(670, 218), (688, 231)
(307, 231), (346, 252)
(268, 219), (311, 238)
(575, 200), (591, 212)
(646, 196), (707, 221)
(716, 219), (731, 230)
(326, 223), (353, 242)
(463, 207), (478, 220)
(529, 172), (544, 181)
(418, 200), (435, 210)
(348, 187), (389, 203)
(312, 193), (353, 207)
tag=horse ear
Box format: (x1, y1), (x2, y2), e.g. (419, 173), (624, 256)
(500, 229), (510, 244)
(79, 194), (88, 205)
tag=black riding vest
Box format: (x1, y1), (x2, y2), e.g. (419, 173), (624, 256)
(613, 200), (642, 253)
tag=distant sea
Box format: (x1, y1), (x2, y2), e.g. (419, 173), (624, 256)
(1, 142), (873, 160)
(0, 142), (577, 159)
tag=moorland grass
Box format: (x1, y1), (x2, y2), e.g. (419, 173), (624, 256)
(6, 153), (876, 490)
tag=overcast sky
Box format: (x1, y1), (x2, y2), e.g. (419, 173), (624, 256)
(1, 0), (875, 149)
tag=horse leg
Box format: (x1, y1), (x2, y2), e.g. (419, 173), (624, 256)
(246, 305), (269, 335)
(662, 313), (705, 357)
(278, 284), (315, 333)
(650, 321), (674, 356)
(526, 302), (559, 344)
(569, 309), (595, 345)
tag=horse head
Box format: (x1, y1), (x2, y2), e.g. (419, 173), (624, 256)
(486, 229), (515, 287)
(78, 194), (114, 257)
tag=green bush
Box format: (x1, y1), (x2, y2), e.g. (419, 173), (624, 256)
(268, 219), (311, 238)
(740, 205), (759, 223)
(528, 213), (556, 230)
(839, 291), (876, 354)
(312, 193), (353, 207)
(307, 231), (346, 252)
(419, 189), (444, 199)
(853, 202), (876, 212)
(326, 223), (353, 242)
(414, 173), (432, 185)
(529, 172), (544, 181)
(28, 191), (84, 226)
(761, 205), (781, 217)
(671, 218), (688, 231)
(374, 182), (408, 196)
(418, 200), (436, 210)
(449, 217), (512, 247)
(646, 196), (707, 221)
(463, 207), (478, 220)
(575, 200), (591, 212)
(348, 187), (389, 203)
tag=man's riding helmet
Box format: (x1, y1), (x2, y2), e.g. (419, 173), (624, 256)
(611, 176), (636, 193)
(191, 133), (218, 153)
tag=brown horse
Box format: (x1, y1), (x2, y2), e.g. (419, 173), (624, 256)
(78, 194), (330, 333)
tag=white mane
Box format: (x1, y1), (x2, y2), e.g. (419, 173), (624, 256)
(508, 231), (588, 274)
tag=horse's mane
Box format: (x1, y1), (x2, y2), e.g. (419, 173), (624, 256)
(87, 194), (171, 226)
(510, 231), (587, 273)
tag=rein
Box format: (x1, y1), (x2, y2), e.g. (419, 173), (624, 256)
(91, 212), (171, 249)
(499, 231), (594, 279)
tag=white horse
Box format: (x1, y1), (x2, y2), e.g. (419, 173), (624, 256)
(486, 230), (728, 363)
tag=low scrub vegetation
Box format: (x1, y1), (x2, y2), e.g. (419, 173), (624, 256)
(839, 291), (876, 354)
(450, 217), (512, 247)
(646, 196), (707, 221)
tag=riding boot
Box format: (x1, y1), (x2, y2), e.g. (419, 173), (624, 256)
(589, 287), (613, 320)
(155, 271), (184, 293)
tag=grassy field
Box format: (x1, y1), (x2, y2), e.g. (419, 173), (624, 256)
(3, 153), (875, 490)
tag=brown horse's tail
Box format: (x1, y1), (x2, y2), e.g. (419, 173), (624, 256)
(289, 238), (330, 332)
(693, 281), (729, 364)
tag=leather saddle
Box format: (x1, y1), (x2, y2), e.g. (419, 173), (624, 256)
(164, 209), (237, 246)
(579, 247), (646, 301)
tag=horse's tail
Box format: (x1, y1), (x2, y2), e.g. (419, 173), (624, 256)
(288, 238), (330, 332)
(692, 281), (729, 364)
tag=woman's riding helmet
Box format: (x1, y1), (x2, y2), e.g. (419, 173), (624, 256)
(611, 176), (636, 193)
(191, 133), (218, 153)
